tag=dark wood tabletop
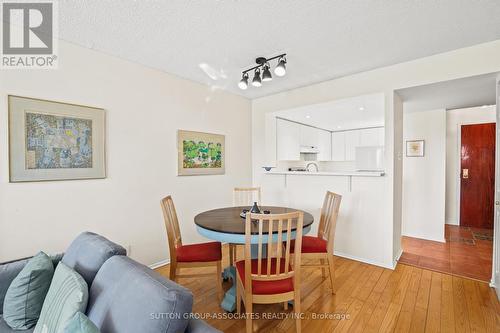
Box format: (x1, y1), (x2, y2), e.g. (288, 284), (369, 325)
(194, 206), (314, 235)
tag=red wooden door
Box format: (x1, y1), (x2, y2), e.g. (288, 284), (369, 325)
(460, 123), (496, 229)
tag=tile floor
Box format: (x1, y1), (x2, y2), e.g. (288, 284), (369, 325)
(399, 225), (493, 282)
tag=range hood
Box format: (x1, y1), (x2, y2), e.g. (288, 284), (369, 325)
(299, 145), (320, 153)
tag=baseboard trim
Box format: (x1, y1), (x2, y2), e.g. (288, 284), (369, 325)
(402, 232), (446, 243)
(333, 250), (394, 270)
(393, 248), (403, 269)
(445, 219), (458, 226)
(149, 259), (170, 270)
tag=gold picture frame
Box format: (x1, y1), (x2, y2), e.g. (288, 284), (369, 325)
(9, 95), (106, 182)
(177, 130), (225, 176)
(406, 140), (425, 157)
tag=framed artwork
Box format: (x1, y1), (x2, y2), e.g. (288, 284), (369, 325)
(9, 95), (106, 182)
(406, 140), (425, 157)
(177, 130), (225, 176)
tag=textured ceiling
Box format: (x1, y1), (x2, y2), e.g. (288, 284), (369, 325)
(274, 93), (385, 131)
(397, 73), (498, 113)
(59, 0), (500, 99)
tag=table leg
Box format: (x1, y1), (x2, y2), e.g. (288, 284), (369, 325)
(220, 244), (268, 312)
(221, 266), (236, 312)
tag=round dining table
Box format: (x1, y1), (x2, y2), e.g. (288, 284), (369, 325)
(194, 206), (314, 312)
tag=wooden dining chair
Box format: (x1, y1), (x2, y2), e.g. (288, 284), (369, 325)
(233, 187), (261, 207)
(292, 191), (341, 294)
(230, 187), (262, 264)
(161, 195), (223, 299)
(236, 211), (304, 333)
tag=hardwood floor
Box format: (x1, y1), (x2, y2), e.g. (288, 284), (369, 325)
(400, 225), (493, 282)
(156, 244), (500, 332)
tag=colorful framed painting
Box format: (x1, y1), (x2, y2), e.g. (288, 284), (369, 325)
(177, 130), (225, 176)
(9, 95), (106, 182)
(406, 140), (425, 157)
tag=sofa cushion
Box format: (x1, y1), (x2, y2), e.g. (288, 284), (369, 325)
(2, 252), (54, 330)
(87, 256), (193, 333)
(34, 263), (88, 333)
(0, 316), (34, 333)
(63, 312), (100, 333)
(61, 232), (126, 286)
(0, 254), (63, 315)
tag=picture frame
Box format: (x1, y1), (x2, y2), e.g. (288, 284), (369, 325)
(9, 95), (106, 182)
(406, 139), (425, 157)
(177, 130), (225, 176)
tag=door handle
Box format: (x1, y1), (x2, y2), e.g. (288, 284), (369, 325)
(462, 169), (469, 179)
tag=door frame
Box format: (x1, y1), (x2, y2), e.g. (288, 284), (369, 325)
(456, 121), (497, 227)
(493, 79), (500, 291)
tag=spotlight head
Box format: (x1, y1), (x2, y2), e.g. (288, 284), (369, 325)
(262, 63), (272, 82)
(252, 68), (262, 87)
(238, 73), (249, 90)
(274, 56), (286, 77)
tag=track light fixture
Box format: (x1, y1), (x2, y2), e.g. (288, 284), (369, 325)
(274, 56), (286, 77)
(252, 68), (262, 87)
(238, 72), (249, 90)
(262, 63), (272, 82)
(238, 53), (286, 89)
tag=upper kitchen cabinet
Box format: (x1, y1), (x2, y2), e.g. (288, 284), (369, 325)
(276, 118), (301, 161)
(299, 124), (319, 147)
(317, 129), (332, 161)
(331, 132), (346, 161)
(345, 130), (361, 161)
(359, 127), (384, 146)
(332, 127), (385, 161)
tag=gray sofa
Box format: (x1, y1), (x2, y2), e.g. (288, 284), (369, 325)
(0, 232), (220, 333)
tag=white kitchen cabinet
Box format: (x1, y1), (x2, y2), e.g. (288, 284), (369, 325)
(331, 132), (346, 161)
(345, 130), (360, 161)
(299, 125), (318, 147)
(317, 130), (332, 161)
(276, 118), (300, 161)
(359, 127), (384, 146)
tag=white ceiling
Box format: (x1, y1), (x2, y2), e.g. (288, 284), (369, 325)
(274, 93), (385, 131)
(396, 73), (498, 113)
(59, 1), (500, 99)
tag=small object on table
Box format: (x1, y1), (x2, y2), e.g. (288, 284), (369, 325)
(262, 166), (275, 171)
(239, 209), (249, 219)
(263, 210), (271, 214)
(250, 202), (261, 214)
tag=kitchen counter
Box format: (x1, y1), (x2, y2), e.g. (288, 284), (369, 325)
(265, 170), (385, 177)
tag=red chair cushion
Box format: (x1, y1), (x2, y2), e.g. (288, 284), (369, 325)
(291, 236), (328, 253)
(176, 242), (222, 262)
(235, 258), (294, 295)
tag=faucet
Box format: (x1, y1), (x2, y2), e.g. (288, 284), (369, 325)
(306, 162), (319, 172)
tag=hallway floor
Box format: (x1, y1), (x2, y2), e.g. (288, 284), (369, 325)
(399, 225), (493, 282)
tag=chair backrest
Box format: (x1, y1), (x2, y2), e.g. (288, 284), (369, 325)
(161, 196), (182, 262)
(233, 187), (261, 206)
(317, 191), (342, 253)
(244, 212), (303, 292)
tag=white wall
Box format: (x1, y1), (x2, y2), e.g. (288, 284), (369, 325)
(445, 106), (496, 225)
(253, 40), (500, 269)
(0, 41), (252, 265)
(402, 109), (446, 242)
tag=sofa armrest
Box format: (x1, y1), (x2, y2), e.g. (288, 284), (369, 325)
(185, 318), (222, 333)
(0, 258), (30, 313)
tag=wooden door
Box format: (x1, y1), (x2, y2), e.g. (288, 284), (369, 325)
(460, 123), (496, 229)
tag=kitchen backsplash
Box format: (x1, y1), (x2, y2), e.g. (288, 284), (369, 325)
(276, 160), (357, 172)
